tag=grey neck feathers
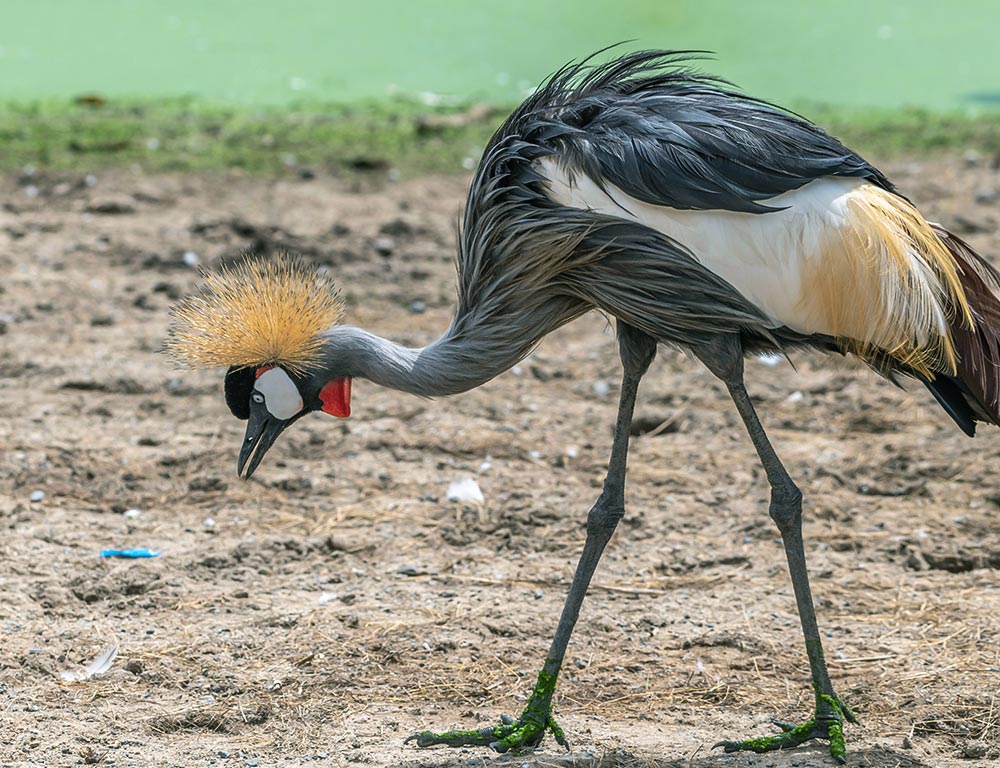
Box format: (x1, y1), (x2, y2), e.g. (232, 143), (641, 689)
(320, 324), (538, 397)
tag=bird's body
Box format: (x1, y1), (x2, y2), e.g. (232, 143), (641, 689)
(168, 50), (1000, 763)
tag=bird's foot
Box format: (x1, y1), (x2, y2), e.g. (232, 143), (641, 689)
(405, 666), (568, 753)
(714, 692), (857, 764)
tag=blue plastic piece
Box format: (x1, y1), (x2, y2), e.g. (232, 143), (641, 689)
(100, 548), (161, 558)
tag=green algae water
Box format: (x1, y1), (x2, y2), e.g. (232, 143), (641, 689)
(2, 1), (998, 111)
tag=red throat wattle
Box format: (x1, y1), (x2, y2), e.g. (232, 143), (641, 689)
(319, 377), (352, 417)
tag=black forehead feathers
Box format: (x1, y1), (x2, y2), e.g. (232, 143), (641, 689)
(224, 366), (256, 420)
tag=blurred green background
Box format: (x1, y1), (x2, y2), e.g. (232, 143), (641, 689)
(2, 1), (999, 174)
(3, 0), (999, 110)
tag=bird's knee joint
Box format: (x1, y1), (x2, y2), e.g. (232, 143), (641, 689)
(768, 483), (803, 531)
(587, 499), (624, 535)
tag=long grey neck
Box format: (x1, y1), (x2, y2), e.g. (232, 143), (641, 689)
(320, 325), (530, 397)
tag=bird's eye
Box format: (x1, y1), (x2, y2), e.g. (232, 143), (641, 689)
(252, 393), (264, 404)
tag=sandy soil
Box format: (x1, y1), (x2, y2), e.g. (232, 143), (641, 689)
(1, 158), (998, 768)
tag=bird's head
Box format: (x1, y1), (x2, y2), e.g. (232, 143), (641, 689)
(166, 255), (351, 478)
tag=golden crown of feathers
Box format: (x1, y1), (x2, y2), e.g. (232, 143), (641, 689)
(165, 255), (345, 375)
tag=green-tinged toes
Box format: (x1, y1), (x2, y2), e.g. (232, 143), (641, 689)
(713, 694), (857, 764)
(405, 711), (567, 753)
(406, 664), (568, 753)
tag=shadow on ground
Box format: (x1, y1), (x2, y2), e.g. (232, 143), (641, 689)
(394, 745), (931, 768)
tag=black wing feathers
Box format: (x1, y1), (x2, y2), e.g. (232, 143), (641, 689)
(501, 49), (892, 213)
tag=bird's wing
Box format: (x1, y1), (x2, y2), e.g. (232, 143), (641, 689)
(545, 87), (891, 214)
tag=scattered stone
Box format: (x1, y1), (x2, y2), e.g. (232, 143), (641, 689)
(950, 214), (990, 234)
(124, 660), (143, 675)
(189, 476), (228, 493)
(182, 250), (199, 267)
(975, 188), (998, 205)
(152, 281), (181, 300)
(85, 196), (136, 215)
(408, 300), (426, 314)
(379, 218), (414, 237)
(592, 379), (610, 397)
(373, 236), (395, 256)
(29, 491), (45, 502)
(274, 477), (312, 493)
(960, 740), (987, 759)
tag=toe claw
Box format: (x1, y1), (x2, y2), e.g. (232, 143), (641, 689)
(712, 740), (739, 753)
(771, 718), (797, 732)
(500, 714), (515, 725)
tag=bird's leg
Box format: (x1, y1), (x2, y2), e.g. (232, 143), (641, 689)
(408, 326), (656, 753)
(695, 336), (856, 765)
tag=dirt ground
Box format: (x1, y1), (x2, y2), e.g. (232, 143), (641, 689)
(1, 157), (999, 768)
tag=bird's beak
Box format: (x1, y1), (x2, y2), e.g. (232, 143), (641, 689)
(237, 409), (289, 479)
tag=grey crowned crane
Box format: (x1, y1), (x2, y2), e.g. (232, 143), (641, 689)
(167, 50), (1000, 763)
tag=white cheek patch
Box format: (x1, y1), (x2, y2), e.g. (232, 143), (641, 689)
(254, 368), (303, 420)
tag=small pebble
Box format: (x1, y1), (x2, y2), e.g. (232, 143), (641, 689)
(373, 236), (395, 256)
(533, 590), (543, 600)
(592, 379), (610, 397)
(961, 740), (988, 759)
(975, 188), (998, 205)
(85, 195), (136, 214)
(245, 759), (260, 768)
(182, 251), (199, 267)
(123, 508), (142, 519)
(408, 300), (426, 314)
(29, 490), (45, 502)
(757, 353), (782, 367)
(203, 517), (216, 528)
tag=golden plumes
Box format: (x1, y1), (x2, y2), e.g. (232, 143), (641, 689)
(165, 254), (344, 375)
(803, 184), (974, 375)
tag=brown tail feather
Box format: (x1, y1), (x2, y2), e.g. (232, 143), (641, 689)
(934, 224), (1000, 427)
